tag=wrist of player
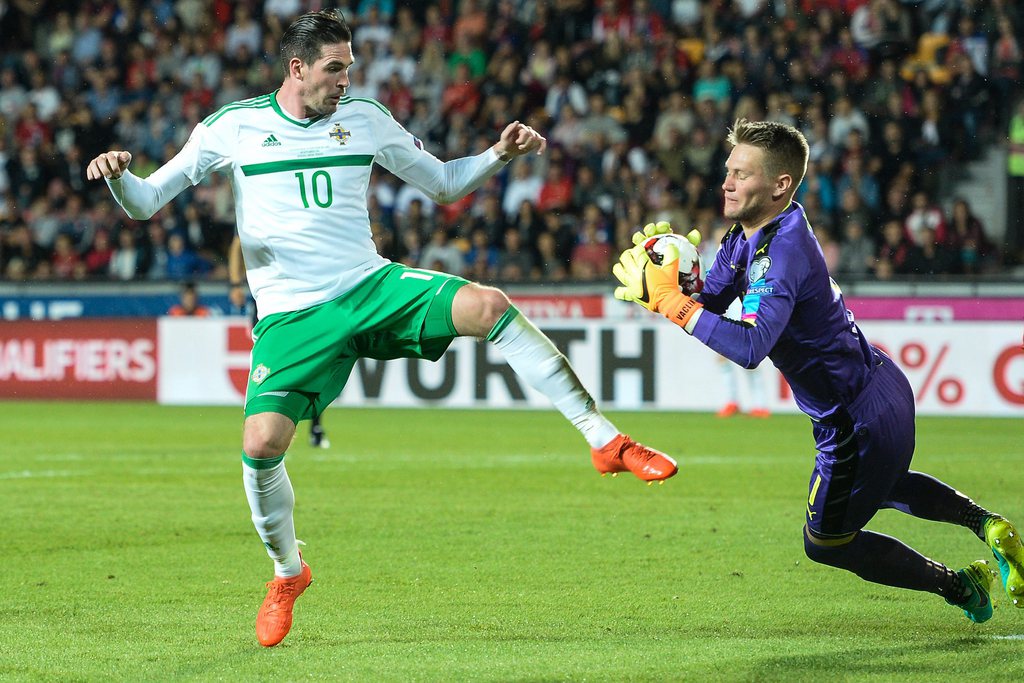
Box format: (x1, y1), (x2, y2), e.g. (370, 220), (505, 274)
(659, 291), (703, 331)
(493, 146), (513, 163)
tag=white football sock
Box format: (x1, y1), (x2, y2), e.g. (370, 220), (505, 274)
(242, 454), (302, 578)
(719, 359), (738, 404)
(489, 308), (619, 449)
(748, 366), (768, 411)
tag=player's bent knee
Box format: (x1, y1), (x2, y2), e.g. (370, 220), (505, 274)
(243, 413), (296, 459)
(803, 525), (859, 566)
(453, 284), (511, 336)
(474, 285), (511, 326)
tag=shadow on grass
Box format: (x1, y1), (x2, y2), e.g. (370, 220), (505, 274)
(739, 635), (999, 682)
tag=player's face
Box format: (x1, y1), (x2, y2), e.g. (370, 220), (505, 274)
(721, 143), (778, 230)
(300, 42), (354, 117)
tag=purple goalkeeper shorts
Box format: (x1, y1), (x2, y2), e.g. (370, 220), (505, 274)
(805, 351), (916, 540)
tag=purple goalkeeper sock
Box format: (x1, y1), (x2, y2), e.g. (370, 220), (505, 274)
(883, 470), (994, 540)
(805, 529), (964, 600)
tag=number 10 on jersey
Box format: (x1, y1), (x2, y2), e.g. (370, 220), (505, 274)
(295, 170), (334, 208)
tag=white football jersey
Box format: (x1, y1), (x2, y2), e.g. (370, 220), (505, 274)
(109, 91), (504, 317)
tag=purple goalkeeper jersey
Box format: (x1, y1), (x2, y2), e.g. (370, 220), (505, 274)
(692, 201), (876, 422)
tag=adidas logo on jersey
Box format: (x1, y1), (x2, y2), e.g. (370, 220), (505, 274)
(261, 134), (281, 147)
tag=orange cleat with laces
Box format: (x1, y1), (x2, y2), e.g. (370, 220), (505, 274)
(256, 560), (313, 647)
(591, 434), (677, 482)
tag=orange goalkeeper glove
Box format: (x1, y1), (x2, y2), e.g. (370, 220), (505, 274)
(613, 241), (703, 328)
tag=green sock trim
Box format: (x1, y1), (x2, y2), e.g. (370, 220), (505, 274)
(241, 452), (285, 470)
(485, 305), (520, 342)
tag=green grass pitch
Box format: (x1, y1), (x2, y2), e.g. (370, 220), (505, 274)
(4, 402), (1024, 682)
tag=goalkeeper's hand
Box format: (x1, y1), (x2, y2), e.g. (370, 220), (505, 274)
(613, 239), (703, 328)
(630, 221), (703, 250)
(613, 240), (681, 313)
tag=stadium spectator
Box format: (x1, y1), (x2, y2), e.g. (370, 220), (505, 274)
(991, 15), (1022, 129)
(165, 231), (208, 281)
(904, 190), (947, 246)
(904, 226), (957, 275)
(419, 227), (464, 275)
(167, 280), (211, 317)
(464, 227), (499, 281)
(108, 228), (143, 281)
(836, 217), (877, 278)
(470, 194), (508, 246)
(3, 222), (45, 279)
(836, 153), (881, 214)
(947, 198), (995, 274)
(497, 162), (537, 220)
(828, 96), (871, 147)
(144, 223), (170, 280)
(496, 226), (535, 281)
(83, 228), (114, 276)
(534, 230), (567, 282)
(569, 206), (613, 281)
(49, 232), (80, 280)
(877, 217), (915, 275)
(536, 163), (573, 213)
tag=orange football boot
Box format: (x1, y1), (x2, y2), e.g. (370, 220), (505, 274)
(716, 402), (739, 418)
(256, 560), (312, 647)
(748, 408), (771, 418)
(591, 434), (678, 482)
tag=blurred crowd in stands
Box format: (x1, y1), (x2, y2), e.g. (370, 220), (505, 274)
(0, 0), (1020, 286)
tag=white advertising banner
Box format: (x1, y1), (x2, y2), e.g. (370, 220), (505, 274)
(157, 317), (1024, 416)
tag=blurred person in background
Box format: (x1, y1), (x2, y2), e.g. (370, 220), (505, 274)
(167, 280), (210, 317)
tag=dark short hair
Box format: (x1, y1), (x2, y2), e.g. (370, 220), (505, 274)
(727, 118), (809, 193)
(280, 10), (352, 76)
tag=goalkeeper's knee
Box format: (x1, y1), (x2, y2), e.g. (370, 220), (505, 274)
(803, 525), (861, 569)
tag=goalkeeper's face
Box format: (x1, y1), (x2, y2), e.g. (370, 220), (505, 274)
(721, 143), (782, 231)
(300, 42), (354, 117)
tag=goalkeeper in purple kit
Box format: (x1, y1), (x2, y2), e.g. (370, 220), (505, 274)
(613, 118), (1023, 622)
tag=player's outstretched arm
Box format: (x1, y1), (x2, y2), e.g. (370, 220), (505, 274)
(491, 121), (547, 161)
(85, 147), (193, 220)
(380, 114), (546, 205)
(86, 151), (132, 181)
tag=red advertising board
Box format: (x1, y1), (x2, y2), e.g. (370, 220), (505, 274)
(511, 295), (604, 318)
(0, 319), (157, 399)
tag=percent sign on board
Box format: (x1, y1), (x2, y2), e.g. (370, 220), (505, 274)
(897, 342), (964, 405)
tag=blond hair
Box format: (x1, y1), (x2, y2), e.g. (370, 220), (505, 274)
(727, 118), (809, 193)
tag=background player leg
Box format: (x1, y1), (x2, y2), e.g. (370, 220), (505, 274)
(746, 366), (770, 418)
(309, 412), (330, 449)
(715, 356), (740, 418)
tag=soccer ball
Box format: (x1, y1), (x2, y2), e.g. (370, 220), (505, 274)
(643, 233), (704, 295)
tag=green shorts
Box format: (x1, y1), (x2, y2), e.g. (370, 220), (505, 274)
(244, 264), (469, 422)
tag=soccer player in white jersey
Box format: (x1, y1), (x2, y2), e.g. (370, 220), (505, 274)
(87, 10), (676, 647)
